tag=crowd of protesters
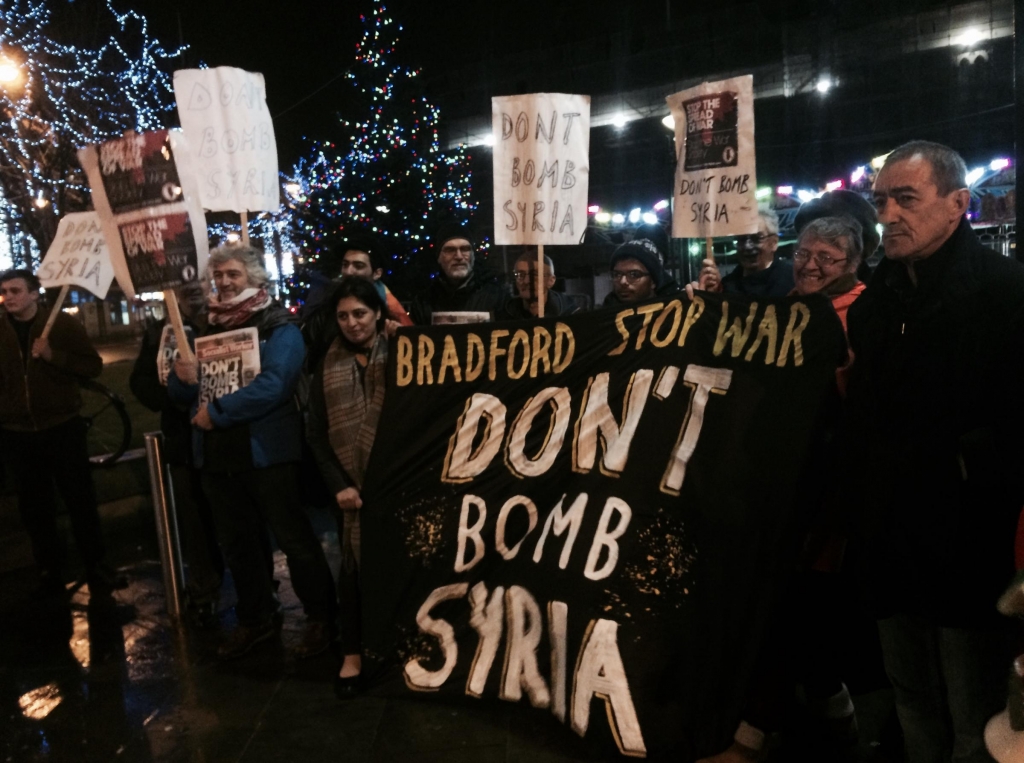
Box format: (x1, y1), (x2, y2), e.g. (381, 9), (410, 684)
(2, 139), (1023, 762)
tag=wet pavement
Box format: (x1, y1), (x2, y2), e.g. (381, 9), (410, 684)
(0, 502), (902, 763)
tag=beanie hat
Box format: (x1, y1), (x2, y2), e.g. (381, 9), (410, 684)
(610, 238), (667, 289)
(794, 190), (880, 259)
(433, 221), (476, 256)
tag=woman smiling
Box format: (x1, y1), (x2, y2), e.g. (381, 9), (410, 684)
(792, 216), (867, 330)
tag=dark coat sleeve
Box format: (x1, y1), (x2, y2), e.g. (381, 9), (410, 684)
(47, 313), (102, 379)
(129, 322), (168, 413)
(306, 363), (354, 495)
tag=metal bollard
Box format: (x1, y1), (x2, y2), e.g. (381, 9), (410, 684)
(145, 431), (185, 620)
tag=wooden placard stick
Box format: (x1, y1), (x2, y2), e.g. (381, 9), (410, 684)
(163, 288), (195, 364)
(537, 243), (546, 319)
(39, 284), (70, 340)
(705, 236), (713, 263)
(240, 210), (250, 246)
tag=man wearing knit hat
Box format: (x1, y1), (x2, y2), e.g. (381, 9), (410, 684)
(410, 222), (507, 325)
(603, 237), (679, 306)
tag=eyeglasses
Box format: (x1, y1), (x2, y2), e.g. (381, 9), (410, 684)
(440, 245), (472, 256)
(512, 270), (550, 281)
(611, 269), (650, 284)
(736, 233), (776, 246)
(793, 248), (848, 267)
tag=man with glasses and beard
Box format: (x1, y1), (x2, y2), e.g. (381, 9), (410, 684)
(696, 208), (795, 297)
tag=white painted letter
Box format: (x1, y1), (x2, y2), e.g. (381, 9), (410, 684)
(500, 586), (551, 708)
(583, 497), (632, 581)
(442, 393), (507, 483)
(573, 371), (653, 476)
(403, 583), (469, 691)
(455, 495), (487, 573)
(660, 365), (732, 495)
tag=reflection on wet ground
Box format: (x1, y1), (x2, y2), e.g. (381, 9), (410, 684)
(0, 508), (900, 762)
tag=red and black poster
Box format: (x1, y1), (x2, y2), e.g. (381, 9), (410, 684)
(118, 212), (199, 290)
(360, 293), (845, 760)
(97, 129), (184, 215)
(683, 91), (738, 172)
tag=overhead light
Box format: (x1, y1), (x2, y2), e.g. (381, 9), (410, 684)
(611, 113), (628, 129)
(227, 232), (240, 243)
(482, 134), (495, 147)
(755, 187), (772, 199)
(0, 61), (20, 84)
(796, 189), (820, 203)
(653, 199), (669, 211)
(990, 158), (1010, 171)
(850, 166), (866, 184)
(957, 27), (983, 47)
(816, 77), (832, 94)
(776, 185), (793, 196)
(965, 167), (985, 186)
(611, 213), (625, 225)
(376, 205), (390, 213)
(661, 114), (675, 130)
(595, 212), (611, 224)
(284, 182), (302, 198)
(628, 207), (641, 223)
(825, 179), (844, 192)
(587, 205), (600, 214)
(641, 212), (658, 225)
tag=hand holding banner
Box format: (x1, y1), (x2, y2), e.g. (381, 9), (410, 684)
(173, 67), (280, 214)
(667, 76), (759, 239)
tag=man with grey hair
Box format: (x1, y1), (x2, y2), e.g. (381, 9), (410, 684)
(170, 244), (337, 660)
(696, 208), (795, 297)
(847, 140), (1024, 762)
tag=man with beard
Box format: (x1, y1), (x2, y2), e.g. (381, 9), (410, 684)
(410, 223), (507, 324)
(602, 238), (679, 306)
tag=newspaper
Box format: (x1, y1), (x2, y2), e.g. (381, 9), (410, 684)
(157, 323), (195, 385)
(194, 327), (261, 404)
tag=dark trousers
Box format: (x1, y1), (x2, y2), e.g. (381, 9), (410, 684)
(877, 613), (1012, 763)
(333, 506), (361, 656)
(202, 463), (336, 627)
(2, 418), (105, 574)
(168, 463), (223, 604)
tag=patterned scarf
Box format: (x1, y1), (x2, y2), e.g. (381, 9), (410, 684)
(207, 287), (272, 329)
(323, 332), (388, 491)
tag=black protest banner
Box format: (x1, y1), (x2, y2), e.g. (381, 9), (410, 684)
(361, 292), (845, 760)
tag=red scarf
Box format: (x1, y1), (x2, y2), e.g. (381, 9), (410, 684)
(207, 288), (272, 329)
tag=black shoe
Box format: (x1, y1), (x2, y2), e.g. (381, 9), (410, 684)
(217, 621), (277, 660)
(334, 671), (360, 700)
(87, 563), (128, 592)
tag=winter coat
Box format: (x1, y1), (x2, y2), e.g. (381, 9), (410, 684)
(845, 217), (1024, 626)
(129, 318), (198, 466)
(168, 304), (305, 472)
(721, 258), (795, 297)
(0, 307), (101, 432)
(409, 271), (508, 325)
(496, 290), (582, 321)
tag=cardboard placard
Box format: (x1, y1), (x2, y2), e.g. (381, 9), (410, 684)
(667, 75), (759, 238)
(492, 93), (590, 246)
(194, 327), (261, 404)
(173, 67), (280, 213)
(37, 211), (115, 299)
(78, 129), (210, 299)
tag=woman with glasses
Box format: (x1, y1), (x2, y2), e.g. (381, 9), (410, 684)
(791, 216), (866, 330)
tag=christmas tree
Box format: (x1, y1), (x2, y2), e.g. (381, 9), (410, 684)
(0, 0), (182, 266)
(286, 2), (477, 308)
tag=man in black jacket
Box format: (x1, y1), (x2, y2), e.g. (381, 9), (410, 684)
(497, 251), (580, 320)
(130, 283), (224, 626)
(847, 141), (1024, 763)
(410, 223), (507, 324)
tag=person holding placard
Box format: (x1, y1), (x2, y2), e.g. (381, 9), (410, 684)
(497, 251), (581, 320)
(169, 245), (336, 660)
(130, 282), (225, 627)
(409, 222), (507, 325)
(305, 277), (389, 698)
(0, 269), (124, 597)
(696, 209), (795, 298)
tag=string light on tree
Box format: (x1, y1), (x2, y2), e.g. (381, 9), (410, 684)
(285, 2), (475, 307)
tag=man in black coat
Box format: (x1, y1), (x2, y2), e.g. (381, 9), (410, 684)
(846, 140), (1024, 763)
(410, 223), (507, 325)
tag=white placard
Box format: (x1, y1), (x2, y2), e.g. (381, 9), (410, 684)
(37, 212), (115, 299)
(667, 75), (758, 238)
(173, 67), (280, 213)
(492, 93), (590, 246)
